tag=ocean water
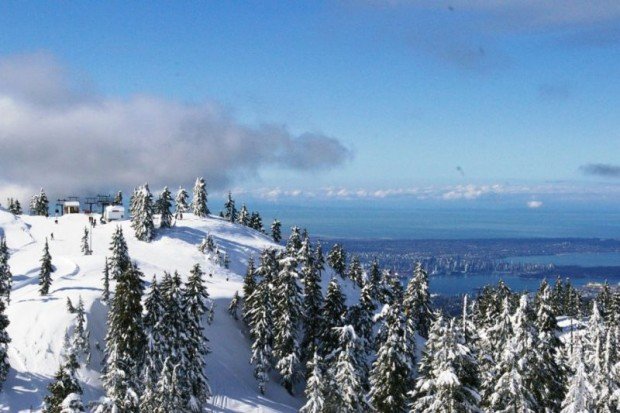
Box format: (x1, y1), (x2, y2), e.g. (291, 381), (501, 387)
(256, 204), (620, 240)
(428, 272), (620, 296)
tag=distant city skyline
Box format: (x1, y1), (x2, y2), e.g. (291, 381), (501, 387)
(0, 1), (619, 207)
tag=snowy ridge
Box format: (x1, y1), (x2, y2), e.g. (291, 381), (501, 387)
(0, 210), (302, 412)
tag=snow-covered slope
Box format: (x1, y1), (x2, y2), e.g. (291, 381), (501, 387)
(0, 209), (302, 412)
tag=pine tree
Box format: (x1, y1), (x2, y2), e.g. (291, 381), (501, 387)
(101, 258), (110, 303)
(80, 227), (91, 256)
(101, 262), (145, 412)
(273, 255), (303, 394)
(237, 204), (250, 226)
(183, 265), (212, 409)
(597, 282), (615, 324)
(242, 257), (257, 324)
(0, 298), (9, 390)
(130, 183), (155, 241)
(271, 219), (282, 243)
(488, 295), (538, 412)
(329, 325), (369, 412)
(249, 211), (263, 232)
(300, 352), (327, 413)
(113, 191), (123, 205)
(224, 191), (237, 223)
(43, 353), (82, 413)
(327, 243), (346, 279)
(348, 255), (364, 288)
(174, 186), (189, 219)
(228, 291), (241, 320)
(157, 186), (174, 229)
(31, 188), (49, 215)
(411, 317), (480, 413)
(69, 297), (90, 365)
(367, 258), (382, 303)
(561, 341), (595, 413)
(140, 277), (165, 413)
(534, 282), (566, 410)
(300, 238), (323, 362)
(0, 237), (13, 304)
(191, 177), (210, 217)
(369, 304), (412, 412)
(403, 262), (433, 338)
(285, 226), (302, 256)
(479, 297), (513, 408)
(320, 278), (347, 357)
(249, 279), (273, 394)
(59, 393), (85, 413)
(8, 198), (22, 215)
(108, 226), (130, 280)
(154, 359), (188, 413)
(39, 238), (53, 295)
(350, 281), (376, 354)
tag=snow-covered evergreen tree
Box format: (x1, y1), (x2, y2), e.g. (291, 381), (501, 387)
(174, 186), (189, 219)
(300, 352), (327, 413)
(273, 255), (303, 394)
(101, 257), (110, 303)
(300, 238), (323, 362)
(191, 177), (210, 217)
(140, 277), (165, 413)
(154, 359), (188, 413)
(369, 304), (413, 412)
(80, 227), (91, 256)
(249, 278), (273, 394)
(249, 211), (263, 232)
(59, 393), (85, 413)
(43, 353), (82, 413)
(242, 257), (257, 325)
(285, 226), (302, 256)
(367, 258), (382, 303)
(479, 296), (514, 408)
(350, 281), (376, 354)
(108, 226), (130, 280)
(100, 262), (145, 413)
(223, 191), (237, 223)
(69, 296), (90, 365)
(39, 238), (53, 295)
(403, 262), (433, 338)
(411, 317), (480, 413)
(8, 198), (22, 215)
(327, 243), (346, 279)
(561, 340), (595, 413)
(271, 219), (282, 243)
(183, 264), (212, 409)
(488, 296), (538, 412)
(320, 277), (347, 356)
(157, 186), (174, 229)
(348, 255), (364, 288)
(329, 325), (369, 412)
(113, 191), (123, 206)
(228, 291), (240, 320)
(31, 188), (49, 216)
(0, 237), (13, 304)
(237, 204), (250, 226)
(0, 296), (9, 390)
(130, 183), (155, 242)
(534, 282), (566, 410)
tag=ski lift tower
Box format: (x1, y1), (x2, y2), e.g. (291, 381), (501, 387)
(96, 194), (113, 214)
(84, 197), (98, 214)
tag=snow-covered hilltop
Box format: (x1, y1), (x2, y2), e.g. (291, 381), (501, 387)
(0, 208), (300, 412)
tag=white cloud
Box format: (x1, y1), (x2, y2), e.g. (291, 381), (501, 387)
(0, 52), (351, 200)
(527, 200), (543, 209)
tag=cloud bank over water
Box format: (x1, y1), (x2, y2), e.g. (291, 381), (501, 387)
(0, 52), (351, 199)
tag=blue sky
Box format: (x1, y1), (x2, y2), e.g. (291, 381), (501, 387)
(0, 1), (619, 207)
